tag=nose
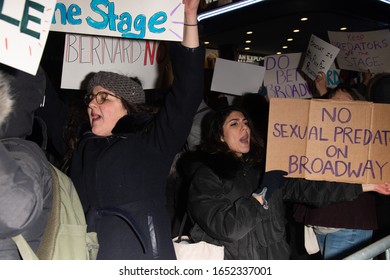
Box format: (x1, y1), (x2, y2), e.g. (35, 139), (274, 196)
(241, 123), (249, 131)
(87, 101), (97, 112)
(88, 97), (99, 108)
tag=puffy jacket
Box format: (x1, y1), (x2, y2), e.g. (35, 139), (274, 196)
(184, 151), (363, 260)
(0, 66), (52, 259)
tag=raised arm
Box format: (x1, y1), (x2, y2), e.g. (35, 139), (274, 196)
(151, 0), (204, 156)
(181, 0), (200, 48)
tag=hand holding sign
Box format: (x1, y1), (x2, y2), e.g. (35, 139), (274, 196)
(362, 182), (390, 195)
(315, 72), (328, 96)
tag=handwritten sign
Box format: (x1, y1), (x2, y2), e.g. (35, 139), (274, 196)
(328, 29), (390, 73)
(266, 98), (390, 184)
(50, 0), (184, 42)
(210, 58), (266, 96)
(0, 0), (56, 75)
(61, 34), (169, 90)
(302, 34), (340, 80)
(263, 53), (313, 99)
(326, 68), (340, 88)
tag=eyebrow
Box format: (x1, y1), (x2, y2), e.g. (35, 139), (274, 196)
(95, 91), (120, 98)
(226, 117), (247, 123)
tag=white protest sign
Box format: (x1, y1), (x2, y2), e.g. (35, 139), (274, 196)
(263, 53), (313, 99)
(61, 34), (169, 90)
(0, 0), (56, 75)
(210, 58), (265, 96)
(302, 34), (340, 80)
(328, 29), (390, 73)
(51, 0), (184, 42)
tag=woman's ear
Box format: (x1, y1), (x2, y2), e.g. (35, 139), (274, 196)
(220, 136), (224, 142)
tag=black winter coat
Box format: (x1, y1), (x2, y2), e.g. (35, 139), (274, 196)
(185, 151), (363, 260)
(69, 43), (204, 260)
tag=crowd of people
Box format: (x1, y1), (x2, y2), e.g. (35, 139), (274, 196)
(1, 0), (390, 260)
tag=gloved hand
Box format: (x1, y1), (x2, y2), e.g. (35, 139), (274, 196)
(254, 170), (288, 208)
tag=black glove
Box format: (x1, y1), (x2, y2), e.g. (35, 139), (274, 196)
(254, 170), (288, 207)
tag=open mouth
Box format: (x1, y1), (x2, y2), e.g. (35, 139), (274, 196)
(91, 112), (101, 123)
(240, 134), (249, 144)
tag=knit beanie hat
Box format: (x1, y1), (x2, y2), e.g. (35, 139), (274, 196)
(87, 71), (145, 104)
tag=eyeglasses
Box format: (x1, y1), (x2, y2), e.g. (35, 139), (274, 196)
(84, 91), (121, 105)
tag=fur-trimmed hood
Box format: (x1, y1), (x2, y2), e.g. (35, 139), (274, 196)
(112, 112), (154, 135)
(0, 66), (46, 138)
(0, 71), (14, 127)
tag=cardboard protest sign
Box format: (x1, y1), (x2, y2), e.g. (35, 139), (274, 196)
(211, 58), (265, 96)
(51, 0), (184, 42)
(328, 29), (390, 73)
(61, 34), (169, 90)
(266, 98), (390, 184)
(0, 0), (56, 75)
(263, 53), (312, 99)
(302, 34), (340, 80)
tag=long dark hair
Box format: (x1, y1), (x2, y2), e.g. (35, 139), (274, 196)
(121, 99), (159, 115)
(200, 106), (264, 164)
(326, 84), (363, 100)
(367, 73), (390, 103)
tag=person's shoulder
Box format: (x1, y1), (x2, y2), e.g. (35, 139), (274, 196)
(2, 138), (48, 165)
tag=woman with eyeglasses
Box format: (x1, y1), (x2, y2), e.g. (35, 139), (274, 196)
(65, 0), (204, 260)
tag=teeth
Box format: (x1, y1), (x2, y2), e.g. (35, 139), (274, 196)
(92, 115), (100, 121)
(240, 135), (249, 144)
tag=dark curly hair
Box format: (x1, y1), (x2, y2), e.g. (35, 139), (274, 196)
(200, 106), (264, 164)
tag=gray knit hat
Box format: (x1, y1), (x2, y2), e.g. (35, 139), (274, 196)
(87, 71), (145, 104)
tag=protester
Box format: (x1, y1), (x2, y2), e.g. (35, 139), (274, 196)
(181, 106), (390, 259)
(367, 73), (390, 104)
(366, 72), (390, 254)
(293, 85), (380, 259)
(314, 71), (366, 100)
(65, 0), (204, 259)
(0, 66), (53, 259)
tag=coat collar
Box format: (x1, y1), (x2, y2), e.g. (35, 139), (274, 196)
(180, 151), (247, 180)
(111, 112), (154, 135)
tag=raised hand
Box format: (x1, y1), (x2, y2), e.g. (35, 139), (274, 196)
(181, 0), (200, 48)
(315, 71), (328, 96)
(362, 182), (390, 195)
